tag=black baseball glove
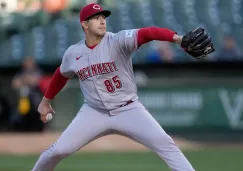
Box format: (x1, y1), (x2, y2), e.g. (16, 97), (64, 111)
(181, 27), (215, 58)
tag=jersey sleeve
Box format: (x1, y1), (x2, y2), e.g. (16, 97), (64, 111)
(60, 46), (75, 78)
(115, 29), (139, 59)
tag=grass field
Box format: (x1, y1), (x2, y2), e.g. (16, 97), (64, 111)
(0, 147), (242, 171)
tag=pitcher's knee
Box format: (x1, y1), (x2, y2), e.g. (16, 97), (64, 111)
(42, 142), (72, 160)
(152, 134), (177, 150)
(163, 134), (177, 147)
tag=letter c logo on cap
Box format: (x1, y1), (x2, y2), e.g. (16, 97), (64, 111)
(93, 5), (101, 10)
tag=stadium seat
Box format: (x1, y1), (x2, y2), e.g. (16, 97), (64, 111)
(68, 17), (85, 44)
(129, 0), (154, 28)
(115, 1), (135, 30)
(174, 0), (201, 32)
(195, 0), (223, 50)
(149, 0), (166, 27)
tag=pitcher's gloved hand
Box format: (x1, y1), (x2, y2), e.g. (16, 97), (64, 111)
(181, 27), (215, 58)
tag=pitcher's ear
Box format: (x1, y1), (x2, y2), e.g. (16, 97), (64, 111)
(81, 21), (88, 30)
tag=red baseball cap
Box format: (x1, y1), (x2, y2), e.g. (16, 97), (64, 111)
(80, 3), (111, 22)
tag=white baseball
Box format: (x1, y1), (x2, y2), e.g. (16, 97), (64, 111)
(46, 113), (53, 121)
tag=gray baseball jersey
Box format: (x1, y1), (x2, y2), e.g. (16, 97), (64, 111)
(60, 29), (139, 111)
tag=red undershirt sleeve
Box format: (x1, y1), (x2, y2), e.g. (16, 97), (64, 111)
(137, 27), (176, 47)
(44, 67), (69, 100)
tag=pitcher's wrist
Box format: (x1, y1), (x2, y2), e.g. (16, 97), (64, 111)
(42, 97), (52, 103)
(173, 34), (183, 44)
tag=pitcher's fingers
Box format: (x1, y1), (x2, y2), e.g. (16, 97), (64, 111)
(50, 109), (55, 114)
(40, 114), (47, 123)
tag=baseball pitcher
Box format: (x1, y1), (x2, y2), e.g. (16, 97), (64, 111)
(32, 3), (215, 171)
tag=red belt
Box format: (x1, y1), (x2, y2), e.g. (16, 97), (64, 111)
(120, 100), (133, 107)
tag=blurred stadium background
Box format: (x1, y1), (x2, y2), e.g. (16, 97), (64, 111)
(0, 0), (243, 171)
